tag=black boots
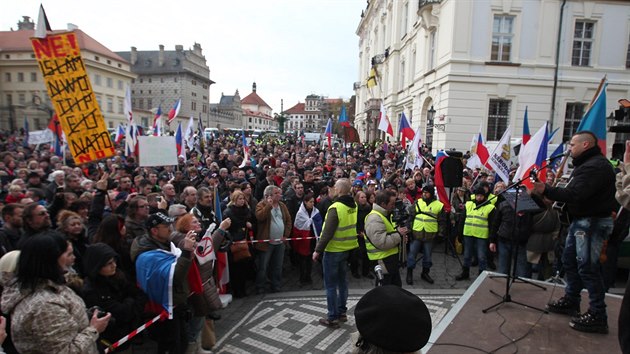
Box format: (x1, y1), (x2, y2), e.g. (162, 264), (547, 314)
(406, 268), (413, 285)
(456, 267), (470, 281)
(421, 269), (434, 284)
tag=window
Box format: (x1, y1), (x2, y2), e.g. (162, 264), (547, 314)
(95, 56), (100, 61)
(401, 2), (409, 37)
(138, 98), (144, 109)
(249, 117), (252, 123)
(563, 103), (586, 142)
(107, 78), (113, 88)
(18, 93), (25, 105)
(147, 98), (152, 108)
(30, 72), (37, 82)
(491, 15), (514, 62)
(174, 77), (178, 83)
(107, 97), (113, 112)
(429, 31), (436, 69)
(17, 72), (24, 82)
(6, 94), (12, 105)
(96, 95), (102, 109)
(191, 101), (197, 111)
(160, 78), (164, 83)
(399, 61), (405, 90)
(141, 117), (148, 127)
(118, 80), (123, 90)
(108, 121), (113, 128)
(626, 32), (630, 68)
(95, 75), (102, 86)
(118, 98), (124, 114)
(572, 21), (594, 66)
(192, 80), (197, 85)
(4, 73), (10, 82)
(487, 99), (510, 140)
(202, 104), (207, 113)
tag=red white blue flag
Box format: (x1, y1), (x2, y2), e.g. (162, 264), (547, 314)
(399, 112), (414, 149)
(168, 99), (181, 124)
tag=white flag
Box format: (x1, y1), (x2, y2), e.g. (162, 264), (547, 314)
(184, 116), (195, 150)
(486, 124), (512, 182)
(378, 102), (393, 136)
(123, 86), (135, 156)
(405, 127), (424, 171)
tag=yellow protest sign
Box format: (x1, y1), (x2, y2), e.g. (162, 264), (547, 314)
(31, 31), (114, 164)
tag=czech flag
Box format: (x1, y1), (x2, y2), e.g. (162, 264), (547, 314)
(152, 106), (162, 136)
(513, 122), (549, 187)
(434, 150), (452, 212)
(214, 187), (229, 294)
(324, 117), (333, 149)
(399, 112), (414, 149)
(175, 122), (184, 158)
(522, 106), (530, 145)
(168, 99), (181, 124)
(378, 102), (394, 136)
(114, 124), (125, 144)
(576, 77), (607, 153)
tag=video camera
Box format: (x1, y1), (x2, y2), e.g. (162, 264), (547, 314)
(391, 200), (410, 228)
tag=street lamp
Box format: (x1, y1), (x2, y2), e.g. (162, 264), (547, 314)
(426, 105), (435, 151)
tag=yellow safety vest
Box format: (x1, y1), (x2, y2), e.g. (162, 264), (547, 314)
(365, 210), (399, 260)
(324, 202), (359, 252)
(413, 199), (444, 233)
(463, 201), (494, 239)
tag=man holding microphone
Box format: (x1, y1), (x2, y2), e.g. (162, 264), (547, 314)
(364, 190), (409, 286)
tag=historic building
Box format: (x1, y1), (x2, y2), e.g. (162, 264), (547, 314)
(354, 0), (630, 154)
(241, 82), (276, 131)
(208, 90), (243, 130)
(285, 95), (345, 134)
(0, 16), (134, 131)
(116, 43), (213, 131)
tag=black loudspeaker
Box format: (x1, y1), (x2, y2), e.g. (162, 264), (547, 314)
(612, 143), (624, 161)
(440, 157), (463, 187)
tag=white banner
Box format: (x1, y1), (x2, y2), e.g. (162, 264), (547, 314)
(138, 136), (177, 167)
(28, 129), (54, 144)
(487, 124), (511, 182)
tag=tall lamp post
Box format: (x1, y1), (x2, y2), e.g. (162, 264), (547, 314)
(426, 105), (436, 151)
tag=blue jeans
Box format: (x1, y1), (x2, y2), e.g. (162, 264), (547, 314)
(563, 217), (613, 316)
(255, 243), (285, 292)
(322, 251), (350, 321)
(407, 239), (433, 270)
(463, 236), (487, 271)
(497, 240), (530, 278)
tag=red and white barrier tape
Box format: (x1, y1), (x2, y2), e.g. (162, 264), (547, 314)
(232, 236), (318, 244)
(104, 311), (167, 353)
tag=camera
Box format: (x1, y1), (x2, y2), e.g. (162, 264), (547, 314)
(391, 200), (410, 227)
(87, 306), (115, 325)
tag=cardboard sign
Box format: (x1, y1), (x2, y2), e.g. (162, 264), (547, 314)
(31, 31), (114, 164)
(138, 136), (177, 167)
(28, 129), (54, 144)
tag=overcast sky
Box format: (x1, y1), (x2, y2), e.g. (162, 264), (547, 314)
(2, 0), (365, 113)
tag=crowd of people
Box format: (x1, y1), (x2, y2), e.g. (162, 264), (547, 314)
(0, 128), (627, 353)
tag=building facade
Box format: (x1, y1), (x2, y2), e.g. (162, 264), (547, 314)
(208, 90), (243, 130)
(285, 95), (345, 134)
(0, 17), (134, 131)
(354, 0), (630, 154)
(241, 82), (276, 131)
(116, 44), (214, 132)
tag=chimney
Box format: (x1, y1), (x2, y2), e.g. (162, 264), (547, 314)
(17, 16), (35, 30)
(252, 82), (257, 93)
(175, 45), (183, 52)
(130, 46), (137, 65)
(158, 44), (164, 67)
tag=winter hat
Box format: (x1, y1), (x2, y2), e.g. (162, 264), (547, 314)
(83, 243), (118, 278)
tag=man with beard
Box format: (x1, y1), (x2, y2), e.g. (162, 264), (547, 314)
(406, 186), (446, 285)
(191, 187), (218, 237)
(19, 202), (52, 243)
(0, 204), (23, 255)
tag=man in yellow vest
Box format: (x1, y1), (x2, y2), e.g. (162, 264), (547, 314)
(313, 178), (359, 329)
(407, 186), (446, 285)
(456, 185), (496, 281)
(364, 190), (409, 287)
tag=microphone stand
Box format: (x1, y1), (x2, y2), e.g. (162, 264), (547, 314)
(482, 168), (550, 314)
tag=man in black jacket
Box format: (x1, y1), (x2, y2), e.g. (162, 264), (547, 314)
(534, 131), (616, 334)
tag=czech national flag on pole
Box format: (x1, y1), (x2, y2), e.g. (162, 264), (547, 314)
(434, 150), (452, 212)
(522, 106), (531, 145)
(114, 124), (125, 144)
(338, 105), (350, 127)
(168, 99), (181, 124)
(513, 122), (549, 187)
(152, 106), (162, 136)
(399, 112), (414, 149)
(175, 122), (184, 158)
(576, 77), (608, 153)
(325, 117), (333, 149)
(214, 187), (229, 294)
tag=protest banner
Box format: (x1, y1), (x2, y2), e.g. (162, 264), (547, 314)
(31, 31), (114, 164)
(138, 136), (178, 167)
(28, 129), (54, 145)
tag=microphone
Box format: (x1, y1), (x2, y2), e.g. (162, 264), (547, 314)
(374, 265), (384, 283)
(545, 150), (569, 163)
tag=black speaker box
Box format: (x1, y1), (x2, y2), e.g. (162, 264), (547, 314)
(440, 157), (463, 187)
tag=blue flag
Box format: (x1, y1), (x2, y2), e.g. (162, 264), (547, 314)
(22, 117), (29, 148)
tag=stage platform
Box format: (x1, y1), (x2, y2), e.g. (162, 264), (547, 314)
(425, 271), (623, 354)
